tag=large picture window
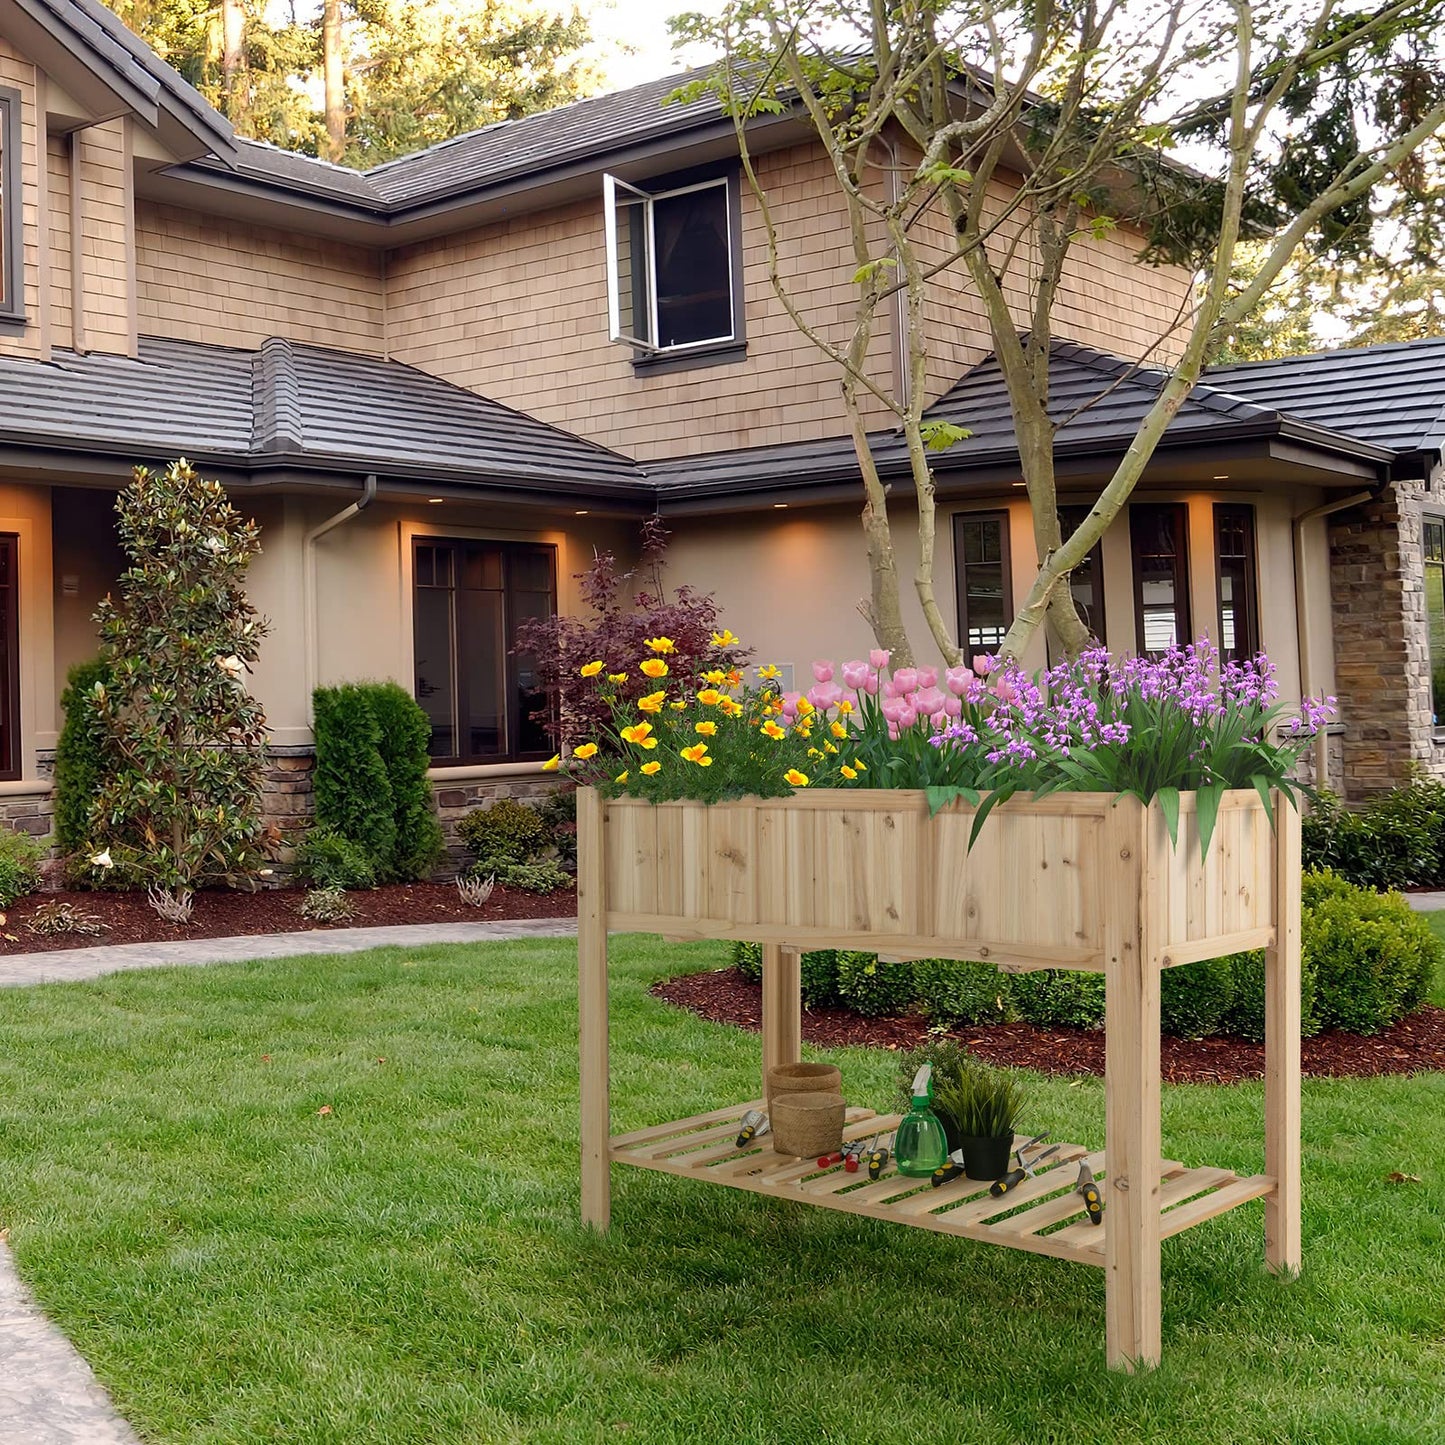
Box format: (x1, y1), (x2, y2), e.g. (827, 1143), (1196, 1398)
(412, 538), (556, 766)
(0, 535), (18, 780)
(953, 511), (1012, 652)
(1425, 519), (1445, 728)
(1130, 503), (1191, 656)
(0, 87), (22, 320)
(1214, 503), (1260, 662)
(604, 171), (740, 354)
(1058, 505), (1107, 644)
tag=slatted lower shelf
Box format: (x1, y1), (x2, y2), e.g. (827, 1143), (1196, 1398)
(611, 1101), (1274, 1267)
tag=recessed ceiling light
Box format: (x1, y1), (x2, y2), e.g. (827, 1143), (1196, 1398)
(1212, 474), (1229, 480)
(575, 509), (589, 516)
(773, 503), (788, 509)
(426, 497), (444, 503)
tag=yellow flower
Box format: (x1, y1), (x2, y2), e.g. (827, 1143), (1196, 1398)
(640, 658), (669, 679)
(680, 743), (712, 766)
(701, 669), (728, 685)
(711, 629), (740, 647)
(614, 770), (629, 783)
(758, 664), (781, 681)
(784, 768), (810, 788)
(830, 721), (848, 739)
(671, 700), (688, 711)
(726, 669), (742, 685)
(542, 754), (561, 772)
(573, 742), (599, 760)
(854, 759), (867, 771)
(644, 636), (676, 654)
(620, 723), (654, 746)
(607, 672), (628, 684)
(796, 697), (815, 716)
(697, 688), (722, 706)
(718, 697), (743, 717)
(824, 741), (838, 754)
(761, 720), (786, 740)
(638, 691), (667, 714)
(837, 699), (854, 715)
(808, 747), (822, 759)
(580, 660), (604, 677)
(694, 720), (717, 736)
(796, 723), (812, 739)
(640, 760), (662, 775)
(840, 765), (858, 780)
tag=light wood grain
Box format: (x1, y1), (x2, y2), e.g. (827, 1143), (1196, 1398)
(1265, 802), (1303, 1274)
(577, 786), (610, 1230)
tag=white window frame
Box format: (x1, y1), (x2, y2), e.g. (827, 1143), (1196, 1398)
(604, 172), (736, 355)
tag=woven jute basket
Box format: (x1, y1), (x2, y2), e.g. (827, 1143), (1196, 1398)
(771, 1091), (847, 1157)
(766, 1062), (841, 1112)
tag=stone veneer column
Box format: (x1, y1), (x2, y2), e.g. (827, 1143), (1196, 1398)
(1328, 481), (1439, 799)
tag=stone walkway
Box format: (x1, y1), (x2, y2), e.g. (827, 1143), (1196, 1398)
(0, 915), (578, 1442)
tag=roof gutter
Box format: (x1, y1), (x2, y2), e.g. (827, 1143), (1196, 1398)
(303, 472), (376, 724)
(1292, 487), (1374, 794)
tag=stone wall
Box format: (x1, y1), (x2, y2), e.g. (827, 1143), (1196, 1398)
(432, 773), (561, 877)
(1328, 477), (1445, 799)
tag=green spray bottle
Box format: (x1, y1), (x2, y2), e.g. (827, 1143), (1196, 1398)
(895, 1064), (948, 1177)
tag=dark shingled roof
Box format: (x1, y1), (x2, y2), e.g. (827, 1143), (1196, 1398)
(1207, 336), (1445, 455)
(0, 336), (644, 493)
(647, 338), (1393, 496)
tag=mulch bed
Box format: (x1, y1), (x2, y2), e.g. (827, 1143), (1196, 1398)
(0, 883), (577, 954)
(652, 966), (1445, 1084)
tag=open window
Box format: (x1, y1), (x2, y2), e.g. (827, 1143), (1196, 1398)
(0, 87), (22, 322)
(604, 171), (740, 356)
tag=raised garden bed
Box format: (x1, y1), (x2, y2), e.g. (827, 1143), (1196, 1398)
(0, 882), (576, 953)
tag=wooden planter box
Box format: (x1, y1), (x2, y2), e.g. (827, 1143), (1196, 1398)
(578, 787), (1302, 1371)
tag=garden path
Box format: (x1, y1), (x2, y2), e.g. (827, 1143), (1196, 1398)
(0, 914), (578, 1443)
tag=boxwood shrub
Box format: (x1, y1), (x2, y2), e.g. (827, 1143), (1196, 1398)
(913, 958), (1013, 1026)
(1159, 956), (1236, 1040)
(834, 950), (916, 1017)
(1009, 969), (1107, 1030)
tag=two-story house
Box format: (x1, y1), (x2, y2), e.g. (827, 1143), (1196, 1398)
(0, 0), (1440, 851)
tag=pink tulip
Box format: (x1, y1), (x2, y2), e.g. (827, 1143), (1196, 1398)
(809, 681), (844, 710)
(930, 711), (948, 730)
(781, 692), (801, 719)
(812, 660), (835, 684)
(842, 660), (871, 691)
(879, 694), (907, 723)
(861, 672), (878, 695)
(887, 722), (900, 741)
(897, 706), (918, 729)
(870, 648), (890, 669)
(992, 677), (1017, 703)
(917, 666), (938, 689)
(892, 667), (919, 695)
(973, 655), (994, 676)
(914, 686), (946, 717)
(945, 665), (974, 697)
(943, 695), (963, 718)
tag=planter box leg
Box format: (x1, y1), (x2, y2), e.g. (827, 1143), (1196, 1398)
(761, 944), (801, 1098)
(578, 787), (610, 1231)
(1265, 805), (1302, 1275)
(1104, 897), (1162, 1370)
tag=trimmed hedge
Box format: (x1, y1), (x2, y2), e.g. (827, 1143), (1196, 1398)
(727, 942), (841, 1008)
(1301, 783), (1445, 890)
(369, 682), (446, 882)
(1159, 956), (1236, 1041)
(914, 958), (1012, 1026)
(1009, 969), (1107, 1031)
(0, 828), (43, 906)
(834, 951), (914, 1017)
(54, 658), (111, 857)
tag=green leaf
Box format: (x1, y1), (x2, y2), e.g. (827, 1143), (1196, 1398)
(924, 785), (960, 816)
(968, 788), (1011, 849)
(851, 257), (898, 286)
(919, 420), (974, 453)
(1157, 786), (1180, 847)
(1250, 773), (1276, 829)
(1196, 784), (1225, 862)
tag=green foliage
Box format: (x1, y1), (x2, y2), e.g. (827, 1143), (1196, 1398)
(834, 951), (915, 1018)
(295, 829), (378, 892)
(88, 460), (272, 898)
(299, 886), (355, 923)
(480, 859), (572, 895)
(1224, 948), (1322, 1043)
(800, 950), (842, 1009)
(367, 682), (446, 882)
(54, 658), (112, 859)
(24, 900), (105, 937)
(895, 1039), (975, 1110)
(1301, 785), (1445, 890)
(1009, 970), (1107, 1031)
(731, 940), (762, 983)
(913, 959), (1012, 1027)
(933, 1063), (1028, 1141)
(535, 787), (578, 867)
(0, 829), (43, 906)
(312, 684), (396, 872)
(1302, 872), (1441, 1034)
(459, 798), (549, 867)
(1160, 956), (1237, 1040)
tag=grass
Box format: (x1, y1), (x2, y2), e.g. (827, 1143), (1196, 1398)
(0, 937), (1440, 1444)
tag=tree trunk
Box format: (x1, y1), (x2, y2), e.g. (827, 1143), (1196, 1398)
(221, 0), (247, 124)
(323, 0), (346, 163)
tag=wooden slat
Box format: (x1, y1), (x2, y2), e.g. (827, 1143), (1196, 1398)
(578, 787), (611, 1231)
(1160, 927), (1275, 968)
(1160, 1175), (1274, 1239)
(1266, 799), (1303, 1276)
(927, 1146), (1090, 1224)
(611, 1100), (764, 1149)
(987, 1152), (1108, 1236)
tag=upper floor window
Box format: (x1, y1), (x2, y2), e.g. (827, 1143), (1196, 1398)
(1130, 503), (1190, 656)
(413, 538), (556, 767)
(954, 511), (1012, 653)
(1214, 503), (1259, 662)
(0, 87), (22, 321)
(604, 170), (742, 357)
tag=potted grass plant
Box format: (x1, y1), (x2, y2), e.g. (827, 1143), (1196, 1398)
(932, 1063), (1027, 1181)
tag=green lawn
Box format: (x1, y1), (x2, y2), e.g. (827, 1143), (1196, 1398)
(0, 936), (1441, 1444)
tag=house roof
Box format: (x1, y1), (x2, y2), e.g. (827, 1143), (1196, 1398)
(1207, 336), (1445, 456)
(0, 336), (645, 496)
(647, 338), (1397, 499)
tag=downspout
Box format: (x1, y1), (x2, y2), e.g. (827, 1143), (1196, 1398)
(303, 474), (377, 724)
(1292, 488), (1374, 793)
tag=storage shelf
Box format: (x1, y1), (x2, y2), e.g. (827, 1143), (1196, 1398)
(612, 1102), (1274, 1268)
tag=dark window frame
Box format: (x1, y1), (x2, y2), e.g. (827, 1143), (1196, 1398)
(1424, 515), (1445, 733)
(1213, 502), (1260, 662)
(1129, 502), (1191, 656)
(0, 534), (19, 781)
(953, 510), (1014, 653)
(606, 160), (748, 373)
(411, 536), (557, 768)
(0, 86), (24, 326)
(1058, 504), (1108, 646)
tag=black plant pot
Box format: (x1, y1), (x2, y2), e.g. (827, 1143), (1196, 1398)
(960, 1134), (1013, 1181)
